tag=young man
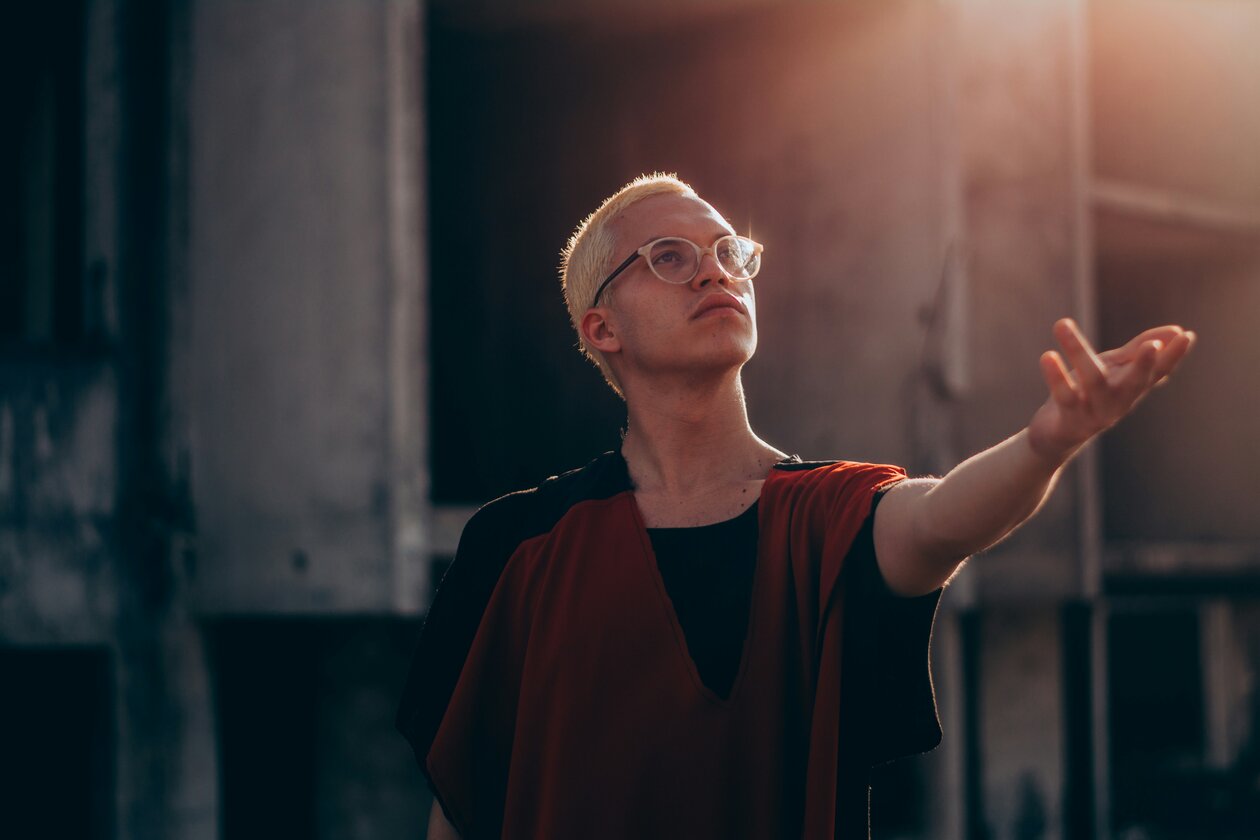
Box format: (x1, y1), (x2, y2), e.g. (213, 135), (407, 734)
(397, 174), (1195, 839)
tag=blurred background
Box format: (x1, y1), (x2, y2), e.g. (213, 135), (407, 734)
(2, 0), (1259, 838)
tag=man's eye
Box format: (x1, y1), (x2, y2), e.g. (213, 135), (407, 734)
(653, 250), (683, 264)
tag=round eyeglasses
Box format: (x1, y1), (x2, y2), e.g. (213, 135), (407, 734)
(590, 234), (764, 308)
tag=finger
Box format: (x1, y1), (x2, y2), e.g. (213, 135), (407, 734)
(1054, 318), (1108, 391)
(1155, 329), (1194, 373)
(1151, 329), (1196, 386)
(1099, 325), (1187, 367)
(1040, 350), (1082, 407)
(1118, 339), (1161, 394)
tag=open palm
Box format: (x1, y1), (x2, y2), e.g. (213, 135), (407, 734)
(1027, 318), (1196, 463)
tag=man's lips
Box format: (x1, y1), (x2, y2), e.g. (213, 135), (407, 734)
(691, 293), (747, 320)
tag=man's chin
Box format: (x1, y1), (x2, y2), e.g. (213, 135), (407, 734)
(621, 335), (756, 380)
(655, 348), (756, 381)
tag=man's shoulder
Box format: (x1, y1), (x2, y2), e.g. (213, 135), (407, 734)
(461, 449), (630, 548)
(763, 456), (908, 514)
(769, 456), (906, 482)
(769, 455), (837, 472)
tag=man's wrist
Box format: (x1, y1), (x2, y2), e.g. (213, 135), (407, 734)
(1022, 426), (1082, 471)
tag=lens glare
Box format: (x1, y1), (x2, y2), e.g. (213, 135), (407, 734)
(648, 239), (699, 283)
(718, 236), (760, 278)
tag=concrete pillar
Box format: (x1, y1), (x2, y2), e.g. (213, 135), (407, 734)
(946, 0), (1093, 601)
(186, 0), (427, 614)
(980, 608), (1065, 840)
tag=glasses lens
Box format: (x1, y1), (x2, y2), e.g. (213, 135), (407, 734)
(647, 238), (700, 284)
(716, 236), (761, 279)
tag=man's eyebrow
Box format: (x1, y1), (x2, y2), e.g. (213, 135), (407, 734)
(636, 231), (735, 248)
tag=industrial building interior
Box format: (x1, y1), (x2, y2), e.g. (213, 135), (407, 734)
(2, 1), (1258, 838)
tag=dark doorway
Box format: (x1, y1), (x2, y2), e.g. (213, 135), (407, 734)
(0, 646), (114, 840)
(212, 621), (321, 840)
(1107, 607), (1204, 836)
(210, 618), (429, 840)
(0, 0), (87, 348)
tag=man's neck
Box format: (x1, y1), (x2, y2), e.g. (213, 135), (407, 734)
(619, 370), (786, 497)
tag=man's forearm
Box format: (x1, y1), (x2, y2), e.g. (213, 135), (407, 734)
(876, 318), (1192, 597)
(911, 427), (1076, 566)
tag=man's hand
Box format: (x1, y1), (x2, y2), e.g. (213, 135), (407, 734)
(1027, 318), (1196, 465)
(876, 316), (1196, 597)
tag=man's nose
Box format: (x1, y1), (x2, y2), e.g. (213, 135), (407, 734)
(690, 252), (732, 291)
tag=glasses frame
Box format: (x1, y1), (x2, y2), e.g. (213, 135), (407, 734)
(590, 234), (764, 308)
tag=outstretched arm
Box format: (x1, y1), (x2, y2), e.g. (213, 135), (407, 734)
(873, 318), (1196, 597)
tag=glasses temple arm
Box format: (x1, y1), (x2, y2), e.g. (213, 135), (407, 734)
(590, 251), (641, 308)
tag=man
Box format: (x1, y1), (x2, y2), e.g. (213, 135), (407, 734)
(397, 173), (1194, 839)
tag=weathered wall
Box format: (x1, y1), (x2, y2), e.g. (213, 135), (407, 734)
(947, 0), (1092, 603)
(1091, 0), (1260, 547)
(0, 367), (120, 643)
(0, 1), (222, 837)
(187, 0), (426, 613)
(1090, 0), (1260, 207)
(5, 3), (428, 839)
(1098, 247), (1260, 543)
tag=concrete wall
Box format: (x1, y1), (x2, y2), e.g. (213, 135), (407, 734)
(1090, 0), (1260, 207)
(1098, 247), (1260, 543)
(4, 2), (428, 839)
(946, 0), (1093, 604)
(0, 367), (120, 643)
(186, 0), (426, 613)
(1091, 0), (1260, 547)
(0, 3), (199, 839)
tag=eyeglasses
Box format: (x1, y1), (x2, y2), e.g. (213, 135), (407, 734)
(590, 234), (764, 308)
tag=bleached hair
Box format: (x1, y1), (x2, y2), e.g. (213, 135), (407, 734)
(559, 172), (698, 397)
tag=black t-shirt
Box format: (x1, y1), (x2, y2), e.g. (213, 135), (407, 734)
(646, 501), (760, 700)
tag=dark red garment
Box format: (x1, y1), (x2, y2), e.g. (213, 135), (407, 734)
(397, 452), (942, 839)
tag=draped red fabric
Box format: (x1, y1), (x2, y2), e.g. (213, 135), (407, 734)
(425, 461), (913, 839)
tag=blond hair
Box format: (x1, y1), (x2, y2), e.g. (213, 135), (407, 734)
(559, 172), (698, 396)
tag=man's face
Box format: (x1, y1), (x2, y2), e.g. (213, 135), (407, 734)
(595, 192), (758, 388)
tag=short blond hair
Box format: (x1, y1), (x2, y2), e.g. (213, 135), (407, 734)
(559, 172), (698, 396)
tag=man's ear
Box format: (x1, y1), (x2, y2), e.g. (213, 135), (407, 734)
(581, 309), (622, 355)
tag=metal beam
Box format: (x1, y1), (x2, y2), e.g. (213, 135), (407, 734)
(1092, 180), (1260, 237)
